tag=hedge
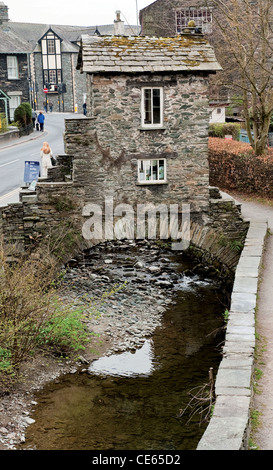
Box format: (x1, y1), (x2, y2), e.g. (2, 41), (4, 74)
(208, 137), (273, 198)
(209, 123), (241, 141)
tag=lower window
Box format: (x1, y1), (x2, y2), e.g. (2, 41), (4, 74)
(138, 159), (166, 183)
(9, 94), (21, 121)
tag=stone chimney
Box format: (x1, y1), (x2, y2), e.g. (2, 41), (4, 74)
(114, 10), (125, 36)
(0, 2), (9, 25)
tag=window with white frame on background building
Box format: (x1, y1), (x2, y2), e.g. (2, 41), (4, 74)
(7, 56), (18, 79)
(141, 87), (163, 128)
(138, 159), (166, 183)
(41, 30), (62, 90)
(176, 7), (213, 33)
(9, 94), (21, 120)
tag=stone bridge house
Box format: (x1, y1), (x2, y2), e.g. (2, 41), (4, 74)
(0, 28), (248, 273)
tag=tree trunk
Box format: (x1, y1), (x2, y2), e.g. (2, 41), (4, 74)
(253, 114), (271, 156)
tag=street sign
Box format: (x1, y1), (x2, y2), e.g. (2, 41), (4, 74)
(43, 88), (48, 93)
(24, 161), (40, 183)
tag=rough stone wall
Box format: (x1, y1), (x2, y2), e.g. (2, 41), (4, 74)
(65, 72), (211, 220)
(140, 0), (214, 37)
(0, 54), (30, 118)
(0, 70), (248, 272)
(0, 180), (85, 260)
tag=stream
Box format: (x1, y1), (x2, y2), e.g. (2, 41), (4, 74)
(18, 240), (231, 451)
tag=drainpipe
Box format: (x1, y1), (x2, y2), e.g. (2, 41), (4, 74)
(27, 53), (32, 107)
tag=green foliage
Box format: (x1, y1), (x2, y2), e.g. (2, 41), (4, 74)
(230, 239), (244, 252)
(0, 113), (8, 133)
(14, 102), (32, 128)
(21, 102), (32, 124)
(222, 309), (229, 324)
(36, 302), (90, 356)
(0, 347), (13, 373)
(0, 239), (90, 391)
(0, 231), (127, 392)
(209, 123), (241, 141)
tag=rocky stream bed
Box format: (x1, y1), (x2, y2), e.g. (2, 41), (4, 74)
(0, 239), (224, 450)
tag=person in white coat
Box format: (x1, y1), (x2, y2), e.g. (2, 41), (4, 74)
(40, 141), (53, 178)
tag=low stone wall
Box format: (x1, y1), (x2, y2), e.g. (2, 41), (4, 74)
(197, 212), (268, 450)
(0, 128), (19, 146)
(189, 189), (249, 276)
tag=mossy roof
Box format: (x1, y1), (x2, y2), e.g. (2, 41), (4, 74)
(78, 34), (222, 74)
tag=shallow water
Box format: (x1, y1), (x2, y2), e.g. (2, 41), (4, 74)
(20, 273), (228, 451)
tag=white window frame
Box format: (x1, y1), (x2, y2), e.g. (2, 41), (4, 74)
(9, 94), (21, 121)
(47, 39), (55, 54)
(141, 87), (164, 129)
(138, 158), (167, 184)
(7, 56), (19, 79)
(176, 8), (213, 34)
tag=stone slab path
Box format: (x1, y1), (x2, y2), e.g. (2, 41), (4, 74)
(230, 193), (273, 450)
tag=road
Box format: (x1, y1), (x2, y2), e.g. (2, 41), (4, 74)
(0, 112), (76, 206)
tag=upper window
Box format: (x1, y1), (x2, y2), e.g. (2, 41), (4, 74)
(176, 8), (213, 34)
(41, 30), (62, 89)
(138, 159), (166, 184)
(141, 87), (163, 128)
(7, 56), (19, 79)
(47, 39), (55, 54)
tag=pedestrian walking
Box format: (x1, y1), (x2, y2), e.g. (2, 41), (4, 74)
(49, 101), (53, 112)
(40, 141), (53, 178)
(32, 109), (37, 128)
(37, 111), (45, 131)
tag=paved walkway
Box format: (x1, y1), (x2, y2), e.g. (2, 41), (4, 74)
(230, 193), (273, 450)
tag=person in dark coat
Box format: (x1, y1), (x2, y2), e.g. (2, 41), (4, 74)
(32, 110), (37, 128)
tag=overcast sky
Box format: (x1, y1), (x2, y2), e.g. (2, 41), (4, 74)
(5, 0), (153, 26)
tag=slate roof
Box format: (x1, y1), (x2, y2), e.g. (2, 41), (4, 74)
(77, 34), (222, 74)
(0, 25), (32, 53)
(5, 22), (140, 54)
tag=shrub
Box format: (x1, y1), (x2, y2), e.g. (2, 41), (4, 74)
(209, 123), (241, 141)
(36, 306), (90, 356)
(14, 102), (32, 128)
(0, 113), (8, 133)
(21, 102), (32, 124)
(0, 239), (91, 391)
(208, 137), (273, 197)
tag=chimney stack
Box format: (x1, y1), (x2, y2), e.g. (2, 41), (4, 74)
(114, 10), (125, 36)
(0, 2), (9, 25)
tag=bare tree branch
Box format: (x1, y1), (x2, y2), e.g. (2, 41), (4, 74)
(206, 0), (273, 155)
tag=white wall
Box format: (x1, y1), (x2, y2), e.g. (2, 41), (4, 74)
(209, 106), (226, 124)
